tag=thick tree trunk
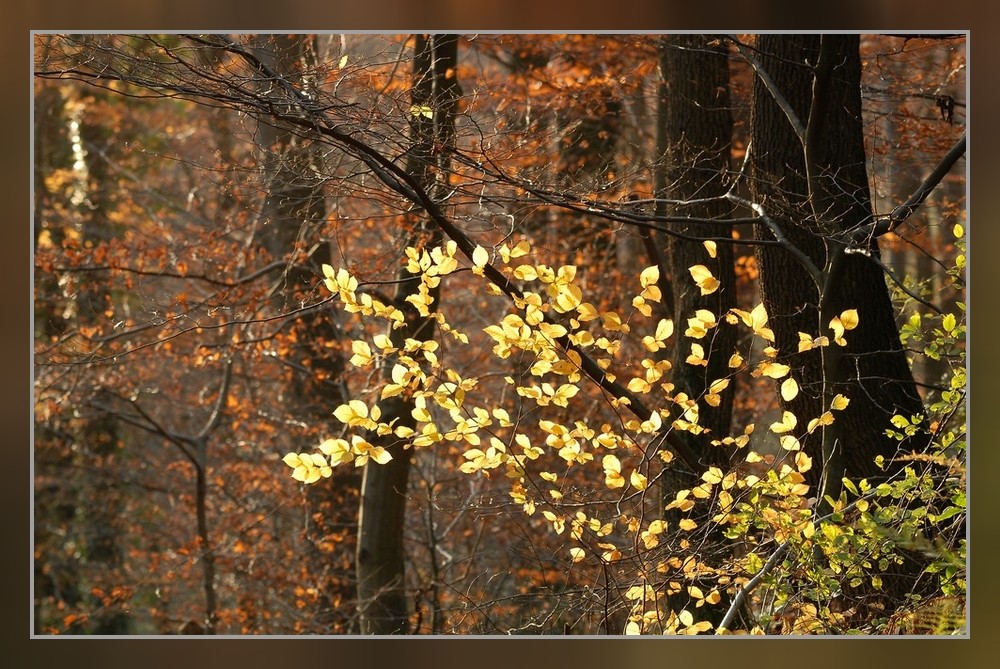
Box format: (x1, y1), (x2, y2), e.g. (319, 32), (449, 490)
(748, 35), (924, 494)
(658, 34), (738, 473)
(655, 33), (738, 631)
(355, 34), (461, 635)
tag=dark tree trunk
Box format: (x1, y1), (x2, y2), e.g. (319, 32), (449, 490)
(355, 34), (461, 635)
(658, 34), (738, 473)
(655, 33), (738, 631)
(748, 35), (924, 496)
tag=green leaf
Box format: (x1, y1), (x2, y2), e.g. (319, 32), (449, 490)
(935, 506), (963, 523)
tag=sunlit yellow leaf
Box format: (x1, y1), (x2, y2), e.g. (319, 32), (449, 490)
(553, 283), (583, 313)
(770, 410), (797, 434)
(779, 435), (801, 451)
(630, 470), (648, 490)
(409, 104), (434, 118)
(640, 265), (659, 288)
(830, 394), (850, 411)
(780, 377), (799, 401)
(807, 411), (835, 433)
(350, 340), (374, 366)
(757, 361), (790, 379)
(333, 399), (369, 425)
(703, 240), (717, 258)
(689, 264), (720, 295)
(795, 450), (812, 472)
(702, 467), (724, 484)
(709, 378), (730, 395)
(472, 245), (489, 274)
(839, 309), (859, 330)
(570, 547), (586, 563)
(603, 454), (625, 489)
(686, 343), (707, 366)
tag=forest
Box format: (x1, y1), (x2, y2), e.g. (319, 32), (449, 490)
(32, 33), (967, 635)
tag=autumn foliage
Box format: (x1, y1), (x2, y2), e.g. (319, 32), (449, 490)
(34, 34), (966, 635)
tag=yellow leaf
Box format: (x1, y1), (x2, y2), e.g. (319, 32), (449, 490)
(807, 411), (835, 433)
(630, 470), (648, 490)
(472, 245), (489, 274)
(688, 264), (720, 295)
(553, 283), (583, 313)
(686, 343), (707, 367)
(678, 518), (698, 531)
(728, 352), (744, 368)
(779, 435), (801, 451)
(370, 447), (393, 465)
(702, 467), (723, 484)
(795, 450), (812, 472)
(640, 265), (659, 288)
(409, 104), (434, 118)
(575, 302), (599, 322)
(709, 378), (730, 395)
(830, 394), (850, 411)
(570, 547), (586, 563)
(780, 377), (799, 401)
(603, 454), (625, 489)
(839, 309), (859, 330)
(758, 361), (790, 379)
(333, 399), (369, 425)
(349, 340), (374, 366)
(769, 410), (797, 434)
(703, 240), (717, 258)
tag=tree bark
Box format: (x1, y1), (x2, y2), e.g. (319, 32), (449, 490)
(356, 34), (461, 635)
(748, 35), (924, 496)
(658, 34), (738, 474)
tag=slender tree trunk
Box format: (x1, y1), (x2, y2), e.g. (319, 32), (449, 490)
(253, 34), (354, 632)
(76, 96), (132, 635)
(356, 34), (461, 635)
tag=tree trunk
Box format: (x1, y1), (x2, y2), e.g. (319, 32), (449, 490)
(253, 34), (354, 632)
(748, 34), (924, 496)
(658, 34), (738, 474)
(654, 33), (738, 631)
(355, 34), (461, 635)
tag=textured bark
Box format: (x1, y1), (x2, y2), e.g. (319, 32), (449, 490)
(658, 35), (738, 473)
(748, 35), (924, 493)
(652, 34), (738, 630)
(355, 34), (461, 635)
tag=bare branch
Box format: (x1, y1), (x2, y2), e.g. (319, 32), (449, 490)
(852, 135), (966, 242)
